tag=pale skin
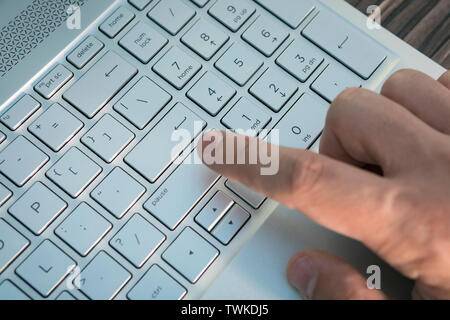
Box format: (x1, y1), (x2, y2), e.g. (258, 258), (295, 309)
(198, 69), (450, 300)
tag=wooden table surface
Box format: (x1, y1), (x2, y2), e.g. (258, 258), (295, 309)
(346, 0), (450, 69)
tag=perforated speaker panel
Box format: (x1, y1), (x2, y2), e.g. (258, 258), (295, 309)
(0, 0), (87, 77)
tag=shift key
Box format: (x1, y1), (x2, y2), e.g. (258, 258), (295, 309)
(63, 51), (137, 118)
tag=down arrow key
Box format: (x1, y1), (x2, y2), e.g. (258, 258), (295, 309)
(212, 205), (250, 245)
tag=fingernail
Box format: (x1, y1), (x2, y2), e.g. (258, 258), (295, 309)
(287, 255), (318, 300)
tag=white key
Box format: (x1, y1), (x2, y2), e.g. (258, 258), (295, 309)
(119, 21), (168, 64)
(1, 94), (40, 131)
(302, 10), (387, 79)
(187, 72), (236, 116)
(153, 46), (202, 89)
(311, 64), (363, 102)
(212, 204), (250, 244)
(114, 76), (172, 130)
(55, 202), (112, 256)
(29, 103), (83, 152)
(221, 97), (271, 135)
(128, 265), (186, 300)
(225, 180), (265, 209)
(99, 6), (135, 38)
(215, 43), (263, 86)
(255, 0), (315, 29)
(162, 227), (219, 283)
(0, 182), (12, 207)
(34, 64), (73, 99)
(111, 214), (166, 268)
(272, 93), (328, 149)
(148, 0), (196, 36)
(91, 167), (146, 219)
(181, 19), (229, 60)
(56, 291), (77, 300)
(0, 280), (29, 300)
(81, 114), (135, 163)
(242, 15), (289, 57)
(191, 0), (209, 8)
(75, 251), (131, 300)
(0, 219), (29, 273)
(67, 36), (104, 69)
(125, 103), (206, 183)
(144, 151), (220, 230)
(16, 240), (76, 297)
(63, 51), (138, 118)
(0, 131), (5, 144)
(46, 147), (102, 198)
(128, 0), (152, 11)
(249, 68), (298, 112)
(209, 0), (255, 32)
(195, 191), (234, 231)
(0, 136), (49, 187)
(8, 182), (67, 235)
(276, 39), (325, 82)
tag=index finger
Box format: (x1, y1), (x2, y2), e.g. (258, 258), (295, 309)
(198, 130), (392, 244)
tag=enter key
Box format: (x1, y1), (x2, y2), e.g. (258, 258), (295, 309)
(125, 103), (206, 183)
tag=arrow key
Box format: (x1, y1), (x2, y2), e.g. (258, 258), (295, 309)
(212, 204), (250, 245)
(195, 191), (234, 231)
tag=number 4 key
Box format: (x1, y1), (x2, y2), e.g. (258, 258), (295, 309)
(187, 72), (236, 116)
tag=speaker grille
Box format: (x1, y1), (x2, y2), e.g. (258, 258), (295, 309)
(0, 0), (86, 77)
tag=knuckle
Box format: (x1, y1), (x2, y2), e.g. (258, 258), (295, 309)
(371, 185), (441, 278)
(332, 87), (363, 106)
(326, 87), (362, 129)
(438, 70), (450, 87)
(289, 151), (324, 201)
(381, 69), (416, 95)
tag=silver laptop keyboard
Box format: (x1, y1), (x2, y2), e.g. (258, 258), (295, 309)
(0, 0), (390, 300)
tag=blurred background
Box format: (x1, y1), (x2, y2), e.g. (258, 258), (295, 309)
(346, 0), (450, 69)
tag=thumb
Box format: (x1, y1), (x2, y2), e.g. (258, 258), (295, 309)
(286, 250), (387, 300)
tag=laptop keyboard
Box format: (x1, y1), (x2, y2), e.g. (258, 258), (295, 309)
(0, 0), (389, 299)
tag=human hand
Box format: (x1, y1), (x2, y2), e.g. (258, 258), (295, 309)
(197, 69), (450, 300)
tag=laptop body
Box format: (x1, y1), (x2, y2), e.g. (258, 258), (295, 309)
(0, 0), (445, 300)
